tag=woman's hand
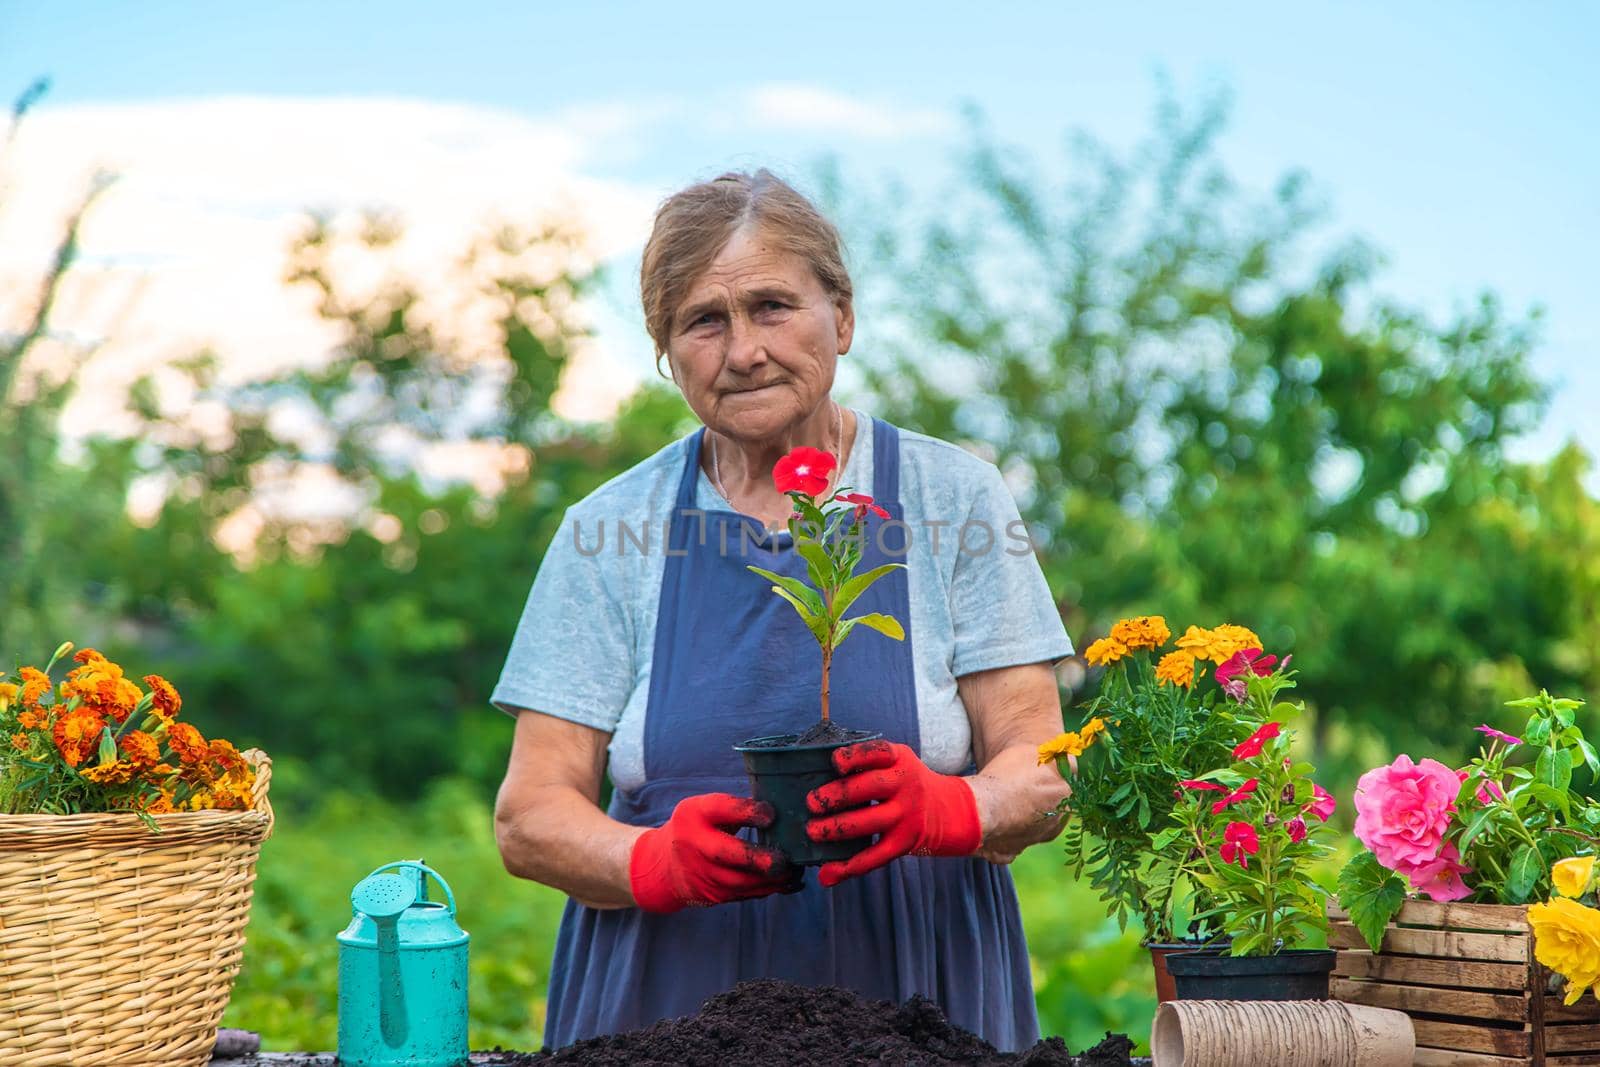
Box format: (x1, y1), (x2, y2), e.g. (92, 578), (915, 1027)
(629, 794), (799, 913)
(805, 740), (983, 887)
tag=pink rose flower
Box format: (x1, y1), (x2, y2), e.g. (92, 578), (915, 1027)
(1406, 841), (1472, 901)
(1353, 754), (1460, 875)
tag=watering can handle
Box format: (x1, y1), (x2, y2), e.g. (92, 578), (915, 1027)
(360, 860), (458, 917)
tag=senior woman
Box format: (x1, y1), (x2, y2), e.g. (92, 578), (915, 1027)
(491, 170), (1073, 1052)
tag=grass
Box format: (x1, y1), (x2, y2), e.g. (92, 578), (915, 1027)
(223, 766), (1154, 1054)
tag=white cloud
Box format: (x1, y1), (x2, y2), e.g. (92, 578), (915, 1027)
(0, 95), (667, 433)
(744, 84), (954, 139)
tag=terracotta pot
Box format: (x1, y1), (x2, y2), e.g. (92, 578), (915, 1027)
(1146, 940), (1227, 1004)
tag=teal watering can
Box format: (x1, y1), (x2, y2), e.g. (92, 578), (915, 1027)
(337, 860), (469, 1067)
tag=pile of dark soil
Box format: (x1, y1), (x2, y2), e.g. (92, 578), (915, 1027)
(493, 978), (1135, 1066)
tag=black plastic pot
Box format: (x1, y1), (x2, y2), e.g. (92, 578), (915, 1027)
(1165, 947), (1336, 1001)
(734, 729), (881, 866)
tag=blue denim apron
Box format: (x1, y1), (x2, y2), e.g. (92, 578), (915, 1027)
(542, 417), (1039, 1051)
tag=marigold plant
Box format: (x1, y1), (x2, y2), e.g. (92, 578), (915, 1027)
(0, 642), (256, 825)
(1038, 616), (1272, 941)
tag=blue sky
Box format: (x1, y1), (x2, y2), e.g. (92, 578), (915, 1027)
(4, 1), (1597, 463)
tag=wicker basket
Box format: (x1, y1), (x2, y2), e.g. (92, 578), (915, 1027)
(0, 749), (274, 1066)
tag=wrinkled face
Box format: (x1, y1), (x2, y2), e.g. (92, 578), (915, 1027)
(664, 226), (854, 442)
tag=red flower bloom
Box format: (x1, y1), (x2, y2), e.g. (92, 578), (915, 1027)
(1305, 783), (1337, 821)
(773, 447), (837, 497)
(1209, 777), (1260, 815)
(1232, 721), (1281, 759)
(834, 491), (890, 522)
(1215, 647), (1278, 701)
(1179, 779), (1226, 792)
(1220, 821), (1261, 868)
(1286, 815), (1308, 843)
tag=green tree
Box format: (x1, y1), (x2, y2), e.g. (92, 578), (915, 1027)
(847, 96), (1587, 760)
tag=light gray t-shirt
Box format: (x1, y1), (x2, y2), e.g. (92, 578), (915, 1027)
(491, 409), (1073, 791)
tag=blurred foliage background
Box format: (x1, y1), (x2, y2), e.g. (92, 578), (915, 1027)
(4, 82), (1597, 1053)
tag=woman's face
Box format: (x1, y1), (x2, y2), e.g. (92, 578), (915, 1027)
(665, 226), (854, 443)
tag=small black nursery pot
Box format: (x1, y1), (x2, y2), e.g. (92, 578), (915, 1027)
(734, 728), (881, 867)
(1165, 947), (1337, 1001)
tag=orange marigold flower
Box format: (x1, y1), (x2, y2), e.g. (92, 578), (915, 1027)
(81, 760), (138, 785)
(167, 722), (210, 765)
(17, 707), (51, 730)
(19, 667), (51, 706)
(65, 658), (125, 706)
(73, 647), (107, 664)
(52, 708), (106, 768)
(1084, 635), (1130, 668)
(10, 732), (28, 752)
(119, 730), (162, 770)
(144, 792), (177, 814)
(1156, 650), (1198, 688)
(1110, 615), (1171, 651)
(143, 675), (181, 720)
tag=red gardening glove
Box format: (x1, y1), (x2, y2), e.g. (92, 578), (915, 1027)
(805, 740), (982, 888)
(629, 793), (797, 913)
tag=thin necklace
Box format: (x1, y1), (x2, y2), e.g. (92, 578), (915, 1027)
(712, 401), (843, 510)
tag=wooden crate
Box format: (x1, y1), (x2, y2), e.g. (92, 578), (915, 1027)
(1328, 900), (1600, 1066)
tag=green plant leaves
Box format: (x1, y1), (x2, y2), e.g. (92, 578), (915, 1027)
(1535, 747), (1574, 793)
(831, 563), (905, 619)
(747, 566), (825, 618)
(1336, 852), (1407, 953)
(1506, 843), (1546, 903)
(845, 613), (905, 641)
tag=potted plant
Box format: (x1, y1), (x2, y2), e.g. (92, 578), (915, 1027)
(732, 445), (907, 866)
(1327, 692), (1600, 1061)
(0, 642), (273, 1067)
(1158, 646), (1341, 1000)
(1037, 617), (1292, 1001)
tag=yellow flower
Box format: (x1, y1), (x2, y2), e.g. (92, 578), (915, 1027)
(1213, 624), (1264, 661)
(1037, 730), (1091, 765)
(0, 682), (17, 710)
(1079, 717), (1108, 740)
(80, 760), (138, 785)
(1554, 856), (1597, 899)
(1156, 650), (1198, 688)
(1084, 636), (1130, 668)
(1528, 898), (1600, 1004)
(1110, 615), (1171, 651)
(1176, 623), (1264, 665)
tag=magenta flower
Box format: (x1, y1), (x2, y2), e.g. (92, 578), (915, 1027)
(1179, 779), (1227, 793)
(1474, 724), (1522, 747)
(1233, 722), (1281, 760)
(1405, 841), (1473, 901)
(833, 491), (890, 523)
(1354, 754), (1460, 876)
(1305, 784), (1337, 822)
(1220, 822), (1261, 868)
(1215, 648), (1278, 701)
(1210, 778), (1260, 815)
(1286, 815), (1308, 843)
